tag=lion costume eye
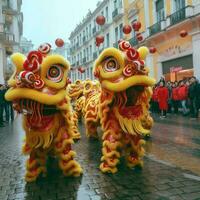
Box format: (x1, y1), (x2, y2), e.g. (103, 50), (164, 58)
(47, 64), (63, 82)
(103, 57), (119, 72)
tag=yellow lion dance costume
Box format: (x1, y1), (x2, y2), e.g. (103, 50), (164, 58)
(67, 80), (85, 136)
(85, 40), (155, 173)
(5, 43), (82, 182)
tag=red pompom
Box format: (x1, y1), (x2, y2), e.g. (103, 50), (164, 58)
(136, 34), (143, 41)
(96, 35), (104, 44)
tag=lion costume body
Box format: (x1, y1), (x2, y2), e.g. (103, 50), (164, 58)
(84, 40), (155, 173)
(5, 44), (82, 182)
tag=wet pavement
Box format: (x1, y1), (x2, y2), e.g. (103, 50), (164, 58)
(0, 114), (200, 200)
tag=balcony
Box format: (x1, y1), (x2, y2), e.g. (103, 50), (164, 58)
(129, 36), (138, 46)
(2, 5), (18, 15)
(93, 52), (97, 59)
(169, 7), (186, 25)
(112, 7), (123, 21)
(148, 22), (161, 36)
(0, 32), (15, 44)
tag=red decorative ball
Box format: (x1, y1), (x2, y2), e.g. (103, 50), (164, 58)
(132, 21), (141, 31)
(67, 78), (72, 84)
(96, 35), (104, 45)
(123, 25), (132, 34)
(55, 38), (64, 47)
(78, 67), (85, 73)
(136, 34), (143, 41)
(96, 15), (105, 26)
(180, 30), (188, 38)
(149, 47), (157, 54)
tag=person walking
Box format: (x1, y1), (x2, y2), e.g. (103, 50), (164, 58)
(172, 81), (179, 114)
(178, 80), (188, 116)
(157, 81), (169, 118)
(166, 81), (172, 113)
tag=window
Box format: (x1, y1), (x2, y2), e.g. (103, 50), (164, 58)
(175, 0), (185, 11)
(106, 33), (110, 47)
(89, 24), (91, 37)
(89, 45), (92, 60)
(80, 52), (82, 63)
(80, 34), (82, 45)
(106, 7), (109, 22)
(119, 23), (123, 39)
(156, 0), (165, 22)
(86, 47), (89, 61)
(86, 27), (88, 40)
(115, 27), (118, 43)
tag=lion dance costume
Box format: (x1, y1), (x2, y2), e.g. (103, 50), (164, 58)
(85, 40), (155, 173)
(5, 43), (82, 182)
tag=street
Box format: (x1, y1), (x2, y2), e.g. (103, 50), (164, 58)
(0, 114), (200, 200)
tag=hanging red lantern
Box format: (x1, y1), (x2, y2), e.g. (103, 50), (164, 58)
(136, 34), (143, 41)
(96, 35), (104, 44)
(67, 78), (72, 84)
(123, 25), (132, 34)
(180, 30), (188, 38)
(149, 47), (157, 54)
(78, 67), (85, 73)
(55, 38), (64, 47)
(96, 15), (105, 26)
(132, 21), (141, 31)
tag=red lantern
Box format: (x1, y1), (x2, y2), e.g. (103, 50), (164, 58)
(132, 21), (141, 31)
(149, 47), (157, 54)
(180, 30), (188, 38)
(136, 34), (143, 41)
(123, 25), (132, 34)
(96, 15), (105, 26)
(78, 67), (85, 73)
(55, 38), (64, 47)
(96, 35), (104, 44)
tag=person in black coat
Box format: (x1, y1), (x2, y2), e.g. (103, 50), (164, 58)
(188, 77), (200, 119)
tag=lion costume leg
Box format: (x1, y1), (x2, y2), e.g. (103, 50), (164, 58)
(25, 149), (48, 182)
(125, 135), (145, 168)
(99, 116), (122, 173)
(54, 126), (82, 176)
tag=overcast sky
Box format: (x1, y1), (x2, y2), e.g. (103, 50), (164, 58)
(22, 0), (99, 48)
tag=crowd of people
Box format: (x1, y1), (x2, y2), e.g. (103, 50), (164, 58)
(151, 76), (200, 119)
(0, 84), (14, 127)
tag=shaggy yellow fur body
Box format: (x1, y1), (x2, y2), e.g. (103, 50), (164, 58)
(5, 49), (82, 182)
(84, 42), (155, 173)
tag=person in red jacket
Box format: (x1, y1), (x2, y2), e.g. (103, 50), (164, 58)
(157, 81), (169, 118)
(171, 81), (179, 114)
(178, 80), (188, 115)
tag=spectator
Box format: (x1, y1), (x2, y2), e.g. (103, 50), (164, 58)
(0, 84), (5, 127)
(166, 81), (172, 113)
(178, 80), (188, 115)
(188, 77), (200, 119)
(172, 81), (179, 114)
(157, 81), (169, 118)
(151, 84), (159, 113)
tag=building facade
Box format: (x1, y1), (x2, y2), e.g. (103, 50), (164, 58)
(69, 0), (124, 82)
(0, 0), (23, 83)
(20, 36), (33, 55)
(52, 42), (71, 62)
(123, 0), (200, 81)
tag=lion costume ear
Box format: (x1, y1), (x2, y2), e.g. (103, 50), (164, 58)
(138, 46), (149, 60)
(7, 53), (26, 86)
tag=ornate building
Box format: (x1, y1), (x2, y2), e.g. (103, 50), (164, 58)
(68, 0), (123, 82)
(0, 0), (23, 83)
(20, 36), (33, 55)
(123, 0), (200, 81)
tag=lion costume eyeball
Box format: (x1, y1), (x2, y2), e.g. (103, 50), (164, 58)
(5, 44), (82, 182)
